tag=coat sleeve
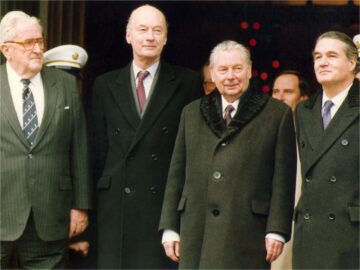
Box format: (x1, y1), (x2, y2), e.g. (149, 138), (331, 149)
(266, 107), (296, 242)
(159, 107), (187, 233)
(68, 74), (92, 210)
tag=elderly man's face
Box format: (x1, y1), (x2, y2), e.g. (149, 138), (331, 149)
(313, 38), (356, 87)
(2, 23), (43, 78)
(211, 49), (251, 102)
(126, 6), (167, 65)
(272, 74), (305, 112)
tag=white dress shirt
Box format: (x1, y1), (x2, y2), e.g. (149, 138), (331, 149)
(132, 61), (160, 99)
(7, 62), (45, 127)
(322, 84), (352, 119)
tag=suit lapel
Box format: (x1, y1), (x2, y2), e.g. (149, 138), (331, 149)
(31, 67), (59, 148)
(305, 81), (359, 172)
(108, 65), (140, 130)
(0, 65), (29, 147)
(129, 62), (179, 150)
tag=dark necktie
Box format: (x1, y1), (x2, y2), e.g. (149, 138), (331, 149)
(137, 70), (150, 113)
(21, 79), (39, 145)
(224, 105), (235, 126)
(322, 100), (334, 129)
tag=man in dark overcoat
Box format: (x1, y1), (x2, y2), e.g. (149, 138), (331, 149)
(159, 40), (296, 269)
(91, 5), (202, 269)
(293, 31), (359, 269)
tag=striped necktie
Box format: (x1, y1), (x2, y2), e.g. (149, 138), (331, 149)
(21, 79), (39, 145)
(137, 70), (150, 113)
(224, 105), (235, 126)
(322, 100), (334, 129)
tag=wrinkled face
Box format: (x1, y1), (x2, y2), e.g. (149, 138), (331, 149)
(272, 74), (305, 112)
(126, 6), (167, 64)
(1, 23), (43, 78)
(211, 49), (251, 102)
(313, 38), (356, 87)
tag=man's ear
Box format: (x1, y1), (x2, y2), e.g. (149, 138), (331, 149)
(125, 30), (131, 44)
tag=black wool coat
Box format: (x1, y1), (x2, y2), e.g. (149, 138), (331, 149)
(91, 61), (202, 269)
(293, 80), (359, 269)
(159, 89), (297, 269)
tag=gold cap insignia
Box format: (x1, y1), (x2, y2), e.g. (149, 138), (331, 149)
(72, 52), (79, 60)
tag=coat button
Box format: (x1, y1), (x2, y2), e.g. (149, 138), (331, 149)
(305, 177), (311, 183)
(328, 213), (336, 220)
(115, 127), (121, 135)
(28, 154), (33, 159)
(330, 176), (337, 183)
(124, 187), (132, 194)
(301, 141), (305, 148)
(304, 213), (310, 220)
(151, 154), (158, 161)
(150, 186), (157, 194)
(221, 141), (228, 147)
(162, 126), (169, 134)
(213, 171), (222, 180)
(212, 209), (220, 216)
(341, 139), (348, 146)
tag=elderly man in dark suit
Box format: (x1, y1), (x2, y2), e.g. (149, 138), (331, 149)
(91, 4), (202, 269)
(159, 40), (296, 269)
(293, 31), (359, 269)
(0, 11), (91, 268)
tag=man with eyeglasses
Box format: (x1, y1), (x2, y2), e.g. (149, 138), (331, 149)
(0, 11), (92, 268)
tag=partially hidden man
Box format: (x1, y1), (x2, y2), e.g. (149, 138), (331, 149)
(159, 40), (297, 269)
(91, 4), (202, 269)
(0, 11), (91, 268)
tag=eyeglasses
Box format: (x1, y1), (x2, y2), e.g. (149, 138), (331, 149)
(5, 38), (46, 51)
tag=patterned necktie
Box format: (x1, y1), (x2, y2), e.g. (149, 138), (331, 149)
(322, 100), (334, 129)
(21, 79), (39, 145)
(224, 105), (235, 126)
(137, 70), (150, 113)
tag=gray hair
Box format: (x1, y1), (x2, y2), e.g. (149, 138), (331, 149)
(209, 40), (252, 67)
(315, 31), (359, 74)
(126, 4), (168, 33)
(0, 11), (42, 44)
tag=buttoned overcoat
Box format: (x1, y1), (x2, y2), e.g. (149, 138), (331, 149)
(91, 61), (202, 269)
(159, 89), (297, 269)
(293, 80), (359, 269)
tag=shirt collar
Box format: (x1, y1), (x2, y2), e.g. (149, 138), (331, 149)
(322, 83), (352, 108)
(6, 61), (42, 87)
(132, 61), (160, 79)
(221, 96), (240, 113)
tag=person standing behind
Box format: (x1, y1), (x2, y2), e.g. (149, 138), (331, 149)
(159, 40), (296, 269)
(271, 70), (310, 270)
(91, 4), (202, 269)
(201, 62), (216, 95)
(0, 11), (91, 269)
(293, 31), (359, 269)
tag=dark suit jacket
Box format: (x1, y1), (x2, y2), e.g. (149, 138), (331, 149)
(293, 80), (359, 269)
(159, 89), (297, 269)
(0, 64), (92, 242)
(91, 61), (202, 269)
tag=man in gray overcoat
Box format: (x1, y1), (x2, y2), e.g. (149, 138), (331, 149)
(293, 31), (359, 269)
(159, 40), (297, 269)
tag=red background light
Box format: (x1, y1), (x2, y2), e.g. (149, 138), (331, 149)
(249, 38), (257, 47)
(253, 22), (261, 30)
(262, 85), (270, 93)
(260, 72), (268, 80)
(272, 60), (280, 69)
(240, 21), (249, 30)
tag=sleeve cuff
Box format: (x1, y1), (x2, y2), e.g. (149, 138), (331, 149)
(162, 229), (180, 244)
(265, 233), (285, 243)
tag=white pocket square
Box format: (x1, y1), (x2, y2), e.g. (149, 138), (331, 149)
(64, 106), (70, 110)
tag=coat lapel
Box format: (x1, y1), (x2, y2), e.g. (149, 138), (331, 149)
(108, 65), (141, 130)
(0, 64), (29, 147)
(200, 87), (269, 140)
(31, 67), (59, 148)
(129, 62), (179, 150)
(305, 81), (359, 172)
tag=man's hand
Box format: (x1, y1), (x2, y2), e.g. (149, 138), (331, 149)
(69, 209), (88, 238)
(163, 241), (180, 262)
(265, 238), (284, 263)
(69, 241), (90, 256)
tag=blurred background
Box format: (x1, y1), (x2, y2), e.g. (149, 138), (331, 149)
(1, 0), (359, 103)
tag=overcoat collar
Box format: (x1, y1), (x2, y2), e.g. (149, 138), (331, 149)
(108, 61), (179, 151)
(0, 65), (59, 150)
(200, 87), (269, 140)
(301, 79), (359, 172)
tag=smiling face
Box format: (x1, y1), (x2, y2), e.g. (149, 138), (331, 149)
(126, 5), (167, 68)
(211, 49), (251, 103)
(1, 21), (43, 79)
(313, 37), (356, 92)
